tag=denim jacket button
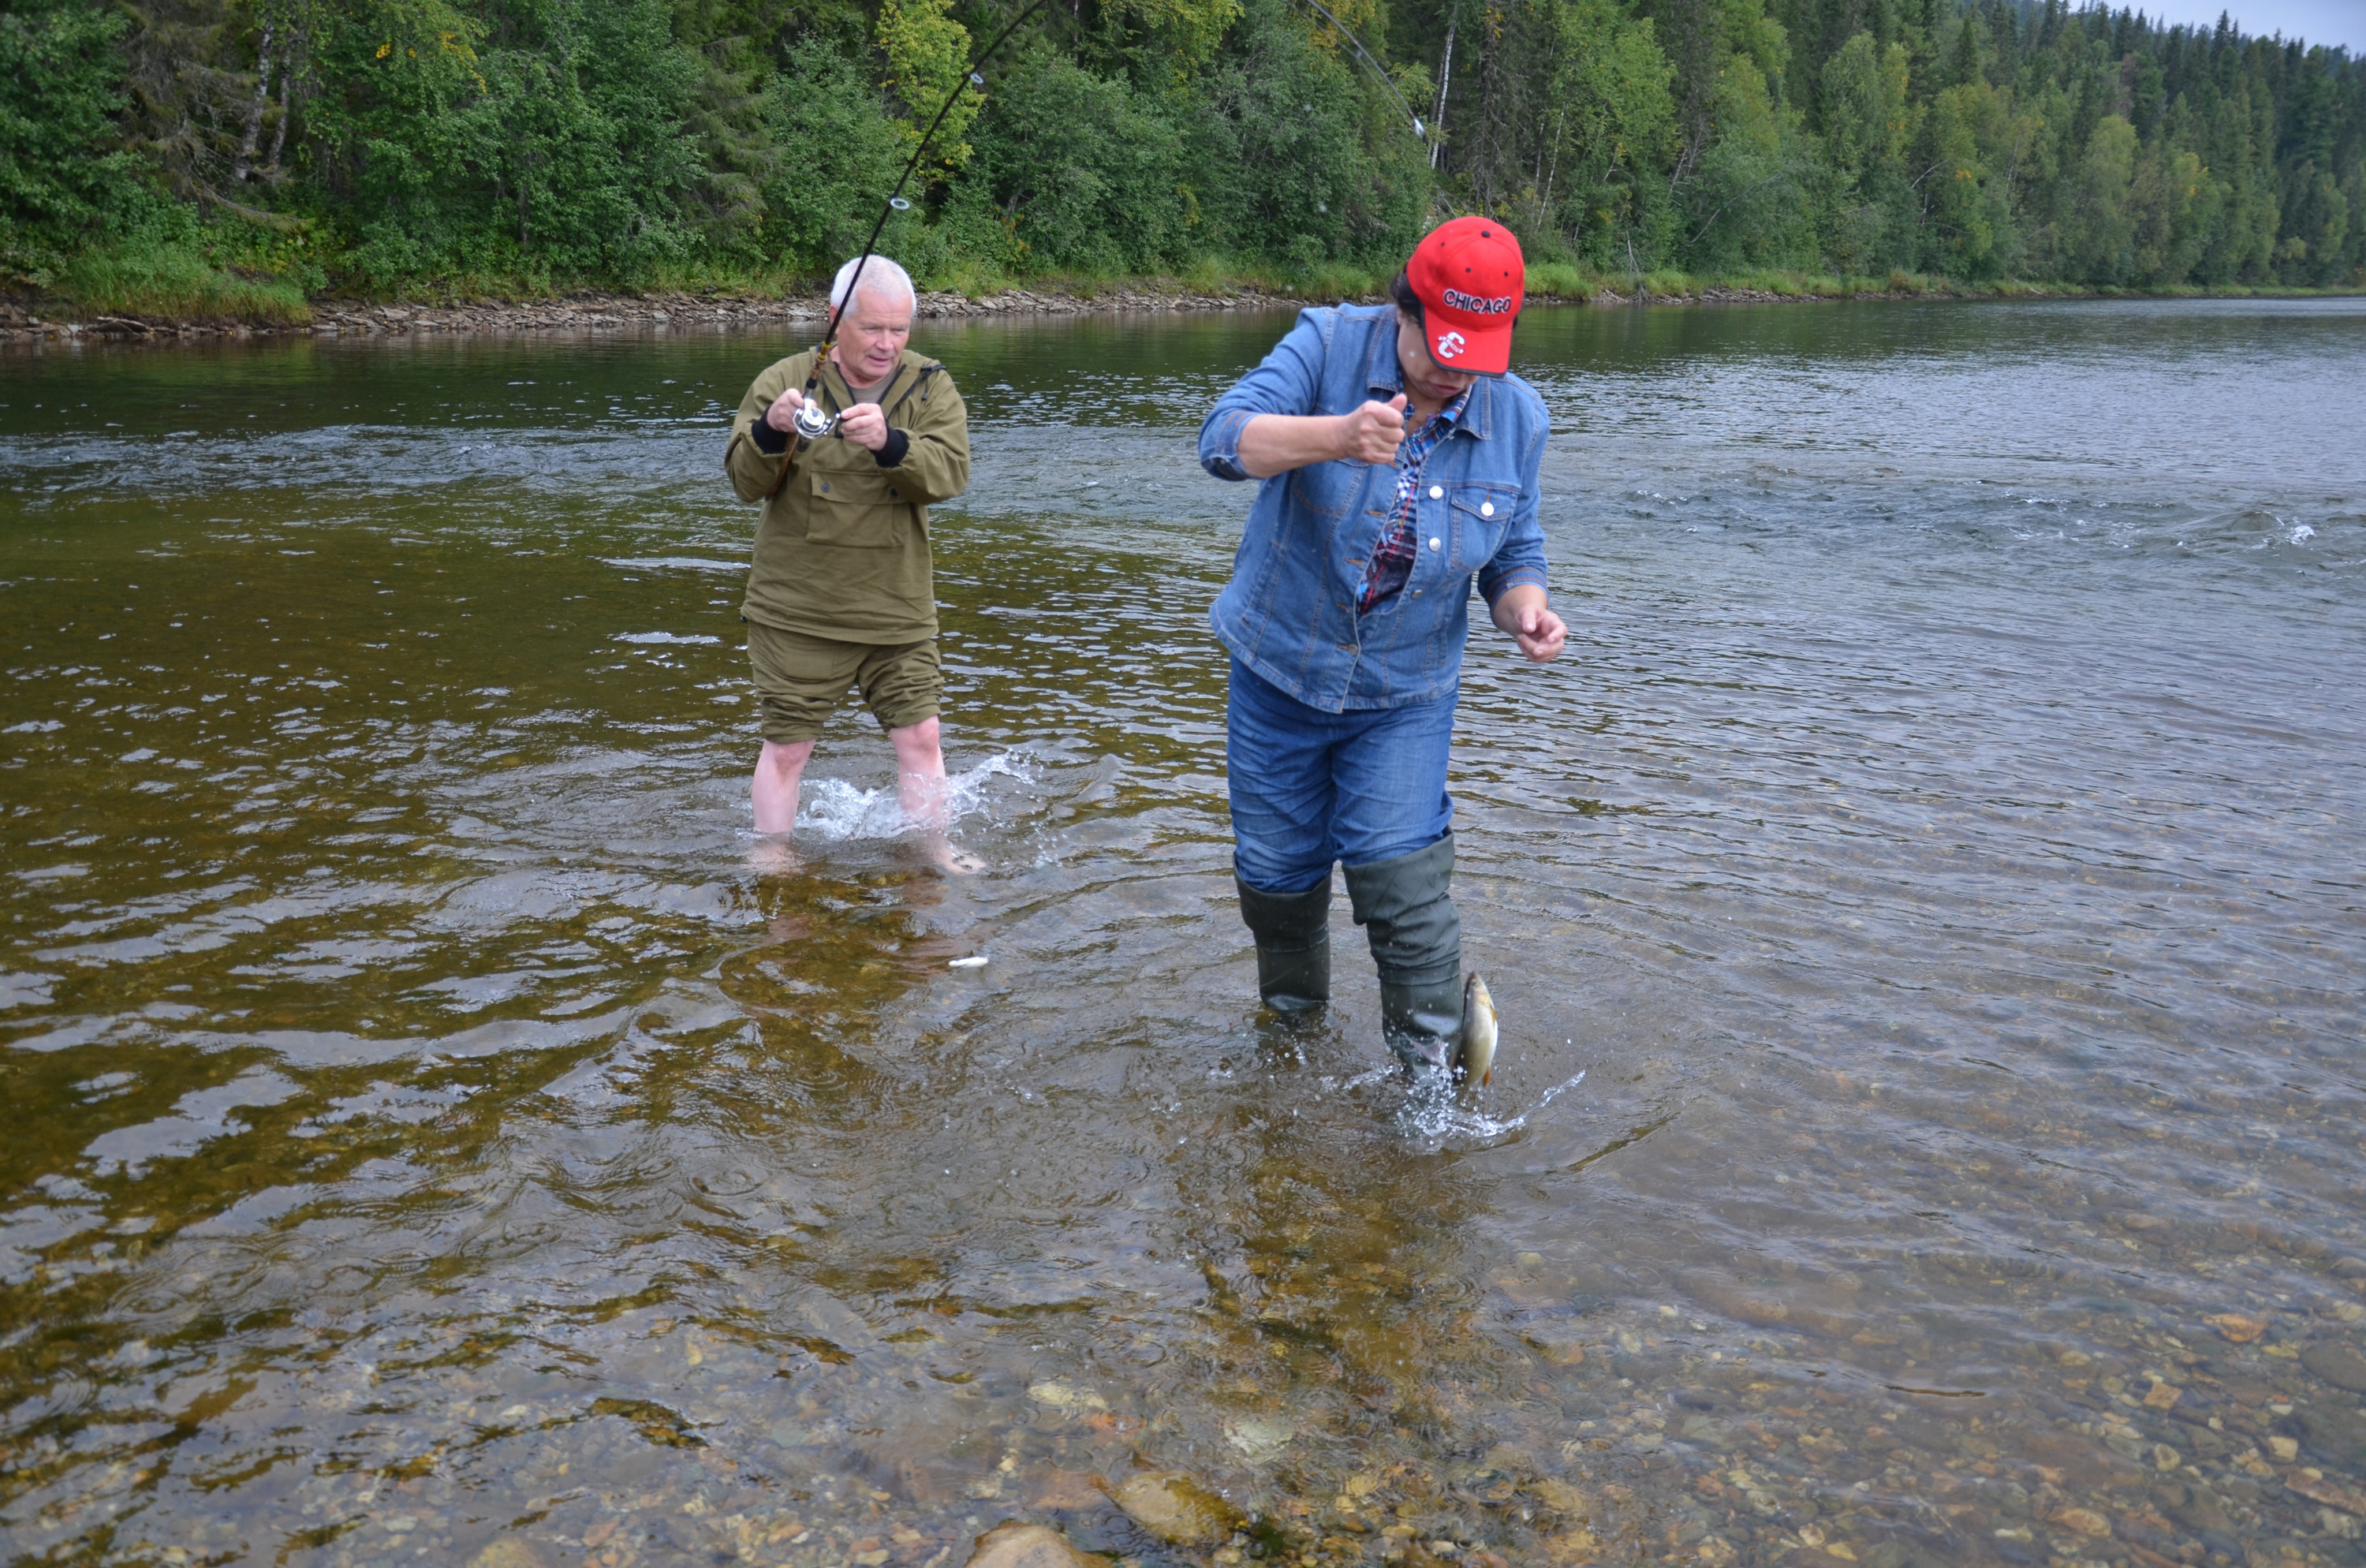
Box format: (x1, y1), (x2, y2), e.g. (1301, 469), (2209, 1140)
(1480, 501), (1495, 517)
(1428, 537), (1441, 551)
(1428, 485), (1443, 500)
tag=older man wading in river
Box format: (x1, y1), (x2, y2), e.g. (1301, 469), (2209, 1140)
(723, 256), (972, 860)
(1199, 217), (1567, 1080)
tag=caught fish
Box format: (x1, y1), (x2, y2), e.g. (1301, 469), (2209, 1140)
(948, 954), (988, 969)
(1455, 973), (1497, 1087)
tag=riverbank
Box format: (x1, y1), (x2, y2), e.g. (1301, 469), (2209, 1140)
(3, 272), (2356, 343)
(0, 284), (1304, 343)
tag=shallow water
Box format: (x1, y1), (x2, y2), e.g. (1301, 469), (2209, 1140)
(3, 299), (2364, 1568)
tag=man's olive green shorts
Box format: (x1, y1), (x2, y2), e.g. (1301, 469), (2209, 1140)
(745, 624), (942, 744)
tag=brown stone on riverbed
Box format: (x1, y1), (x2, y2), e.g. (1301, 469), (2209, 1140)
(2286, 1472), (2366, 1517)
(964, 1521), (1110, 1568)
(2021, 1430), (2148, 1488)
(1680, 1270), (1792, 1327)
(1106, 1471), (1245, 1547)
(2204, 1312), (2267, 1344)
(2301, 1339), (2366, 1392)
(1538, 1523), (1603, 1562)
(2050, 1504), (2113, 1537)
(1522, 1323), (1589, 1364)
(1032, 1469), (1108, 1510)
(465, 1540), (554, 1568)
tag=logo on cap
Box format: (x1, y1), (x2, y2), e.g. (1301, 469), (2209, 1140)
(1442, 289), (1514, 315)
(1435, 330), (1467, 360)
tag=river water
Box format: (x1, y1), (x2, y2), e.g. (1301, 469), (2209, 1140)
(2, 299), (2363, 1568)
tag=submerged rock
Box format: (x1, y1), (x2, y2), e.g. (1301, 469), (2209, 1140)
(2203, 1312), (2267, 1344)
(1108, 1471), (1245, 1547)
(1521, 1323), (1589, 1365)
(465, 1540), (553, 1568)
(2301, 1340), (2366, 1393)
(964, 1521), (1110, 1568)
(2297, 1403), (2366, 1468)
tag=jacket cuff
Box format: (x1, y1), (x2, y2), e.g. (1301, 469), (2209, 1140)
(749, 418), (789, 456)
(1479, 564), (1548, 606)
(1200, 408), (1256, 481)
(873, 428), (910, 468)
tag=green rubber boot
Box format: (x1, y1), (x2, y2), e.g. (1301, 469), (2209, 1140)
(1379, 980), (1466, 1073)
(1235, 875), (1332, 1018)
(1344, 834), (1463, 1077)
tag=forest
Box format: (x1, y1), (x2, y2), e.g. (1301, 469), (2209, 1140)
(1, 0), (2360, 315)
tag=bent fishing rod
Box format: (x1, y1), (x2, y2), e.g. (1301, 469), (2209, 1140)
(789, 0), (1416, 447)
(790, 0), (1053, 446)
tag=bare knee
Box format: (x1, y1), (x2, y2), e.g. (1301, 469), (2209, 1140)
(759, 739), (815, 777)
(888, 719), (943, 774)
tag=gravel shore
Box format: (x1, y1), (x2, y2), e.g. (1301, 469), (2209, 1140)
(0, 279), (1905, 344)
(0, 284), (1315, 343)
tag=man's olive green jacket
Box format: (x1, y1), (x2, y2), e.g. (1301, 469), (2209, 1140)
(725, 347), (971, 644)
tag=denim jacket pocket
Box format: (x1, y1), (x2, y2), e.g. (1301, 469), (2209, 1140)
(1288, 459), (1363, 521)
(1449, 482), (1519, 572)
(804, 465), (907, 547)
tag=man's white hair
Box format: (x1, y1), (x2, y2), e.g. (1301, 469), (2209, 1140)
(830, 255), (916, 315)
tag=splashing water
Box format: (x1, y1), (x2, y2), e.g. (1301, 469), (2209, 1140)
(1394, 1079), (1528, 1147)
(1539, 1069), (1588, 1107)
(794, 750), (1032, 841)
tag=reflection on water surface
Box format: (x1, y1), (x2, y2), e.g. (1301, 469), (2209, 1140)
(3, 300), (2364, 1568)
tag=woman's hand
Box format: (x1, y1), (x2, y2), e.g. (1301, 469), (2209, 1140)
(1491, 585), (1567, 663)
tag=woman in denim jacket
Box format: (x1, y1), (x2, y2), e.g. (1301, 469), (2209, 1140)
(1198, 218), (1568, 1078)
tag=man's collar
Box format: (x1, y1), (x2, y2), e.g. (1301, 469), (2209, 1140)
(1371, 312), (1493, 439)
(823, 351), (911, 407)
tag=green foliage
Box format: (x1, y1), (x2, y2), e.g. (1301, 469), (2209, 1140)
(0, 0), (145, 270)
(1177, 0), (1429, 269)
(3, 0), (2362, 307)
(305, 0), (703, 284)
(960, 47), (1189, 272)
(755, 38), (905, 271)
(876, 0), (979, 170)
(1679, 39), (1820, 271)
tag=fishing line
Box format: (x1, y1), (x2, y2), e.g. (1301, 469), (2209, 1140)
(1283, 0), (1428, 144)
(790, 0), (1414, 446)
(792, 0), (1054, 444)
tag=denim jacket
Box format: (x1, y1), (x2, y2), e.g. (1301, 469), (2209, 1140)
(1200, 304), (1551, 712)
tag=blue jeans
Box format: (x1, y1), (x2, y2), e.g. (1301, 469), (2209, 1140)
(1227, 658), (1456, 894)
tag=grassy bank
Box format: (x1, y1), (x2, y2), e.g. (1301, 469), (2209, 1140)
(9, 237), (2361, 332)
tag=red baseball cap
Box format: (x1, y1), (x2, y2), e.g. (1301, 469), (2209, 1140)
(1405, 216), (1525, 375)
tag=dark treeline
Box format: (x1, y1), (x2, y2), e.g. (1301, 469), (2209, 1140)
(1, 0), (2360, 311)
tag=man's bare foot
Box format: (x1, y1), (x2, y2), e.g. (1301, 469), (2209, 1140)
(746, 834), (803, 875)
(920, 834), (983, 875)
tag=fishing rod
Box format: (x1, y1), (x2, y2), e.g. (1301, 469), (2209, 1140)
(1285, 0), (1429, 144)
(790, 0), (1054, 446)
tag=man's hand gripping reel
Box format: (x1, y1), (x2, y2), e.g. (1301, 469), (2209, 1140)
(790, 398), (838, 442)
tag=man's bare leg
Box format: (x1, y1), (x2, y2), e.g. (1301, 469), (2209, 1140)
(888, 718), (978, 872)
(887, 718), (947, 827)
(752, 739), (815, 835)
